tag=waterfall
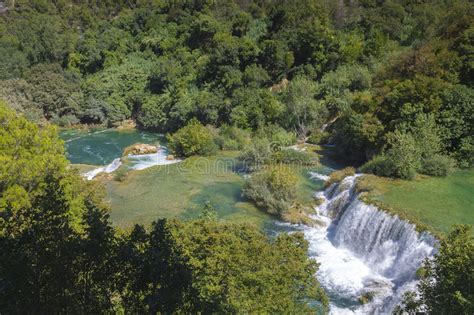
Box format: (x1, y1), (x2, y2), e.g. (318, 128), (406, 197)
(82, 150), (181, 180)
(84, 157), (122, 180)
(301, 174), (436, 314)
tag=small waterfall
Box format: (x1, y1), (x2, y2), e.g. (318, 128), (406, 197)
(82, 149), (181, 180)
(84, 157), (122, 180)
(303, 174), (436, 314)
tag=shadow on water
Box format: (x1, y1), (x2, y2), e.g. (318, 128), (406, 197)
(314, 145), (349, 171)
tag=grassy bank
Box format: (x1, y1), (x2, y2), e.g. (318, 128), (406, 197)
(99, 151), (328, 229)
(356, 169), (474, 235)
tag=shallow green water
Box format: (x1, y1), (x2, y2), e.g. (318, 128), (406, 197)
(60, 129), (164, 165)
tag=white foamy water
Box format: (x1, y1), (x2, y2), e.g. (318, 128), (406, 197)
(84, 146), (180, 180)
(126, 150), (181, 171)
(309, 171), (330, 181)
(299, 174), (436, 314)
(84, 158), (122, 180)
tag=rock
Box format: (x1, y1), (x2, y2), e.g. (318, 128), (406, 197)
(123, 143), (158, 156)
(358, 292), (376, 305)
(116, 119), (137, 130)
(165, 155), (175, 161)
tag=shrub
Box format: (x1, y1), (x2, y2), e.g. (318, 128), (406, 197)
(384, 131), (420, 179)
(307, 130), (330, 145)
(167, 119), (217, 157)
(454, 136), (474, 168)
(272, 149), (318, 166)
(360, 155), (394, 177)
(51, 114), (79, 127)
(218, 125), (251, 151)
(325, 167), (356, 187)
(242, 166), (297, 217)
(420, 154), (456, 177)
(239, 137), (273, 171)
(256, 125), (297, 148)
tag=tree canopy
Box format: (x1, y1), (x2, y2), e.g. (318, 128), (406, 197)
(0, 0), (472, 174)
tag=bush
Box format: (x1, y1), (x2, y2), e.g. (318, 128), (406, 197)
(218, 125), (251, 151)
(242, 166), (297, 217)
(256, 125), (297, 148)
(384, 131), (420, 179)
(272, 149), (318, 166)
(239, 137), (273, 171)
(360, 155), (394, 177)
(167, 119), (217, 157)
(454, 136), (474, 168)
(420, 154), (456, 177)
(51, 114), (79, 127)
(307, 130), (330, 145)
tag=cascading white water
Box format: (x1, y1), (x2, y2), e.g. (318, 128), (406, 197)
(85, 157), (122, 180)
(301, 174), (436, 314)
(83, 147), (181, 180)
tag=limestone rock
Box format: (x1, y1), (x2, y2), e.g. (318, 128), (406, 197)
(123, 143), (158, 156)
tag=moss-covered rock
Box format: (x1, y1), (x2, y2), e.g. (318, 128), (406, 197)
(325, 167), (356, 187)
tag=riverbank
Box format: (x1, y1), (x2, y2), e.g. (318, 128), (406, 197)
(355, 169), (474, 235)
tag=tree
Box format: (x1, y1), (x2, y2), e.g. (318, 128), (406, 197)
(230, 87), (284, 129)
(0, 103), (115, 313)
(282, 76), (327, 139)
(332, 111), (383, 163)
(437, 85), (474, 167)
(362, 131), (420, 180)
(395, 225), (474, 314)
(167, 119), (217, 157)
(242, 166), (298, 216)
(122, 218), (328, 313)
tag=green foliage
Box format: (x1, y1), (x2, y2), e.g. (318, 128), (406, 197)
(0, 0), (472, 174)
(455, 136), (474, 168)
(239, 136), (273, 171)
(83, 54), (154, 126)
(272, 149), (318, 166)
(242, 166), (298, 217)
(359, 155), (394, 178)
(167, 119), (217, 157)
(256, 124), (297, 147)
(377, 131), (420, 179)
(308, 130), (330, 145)
(396, 225), (474, 314)
(420, 154), (456, 177)
(214, 125), (251, 151)
(282, 76), (327, 138)
(0, 104), (329, 313)
(0, 103), (115, 312)
(362, 114), (457, 179)
(437, 85), (474, 167)
(230, 88), (284, 129)
(332, 111), (383, 163)
(118, 218), (328, 313)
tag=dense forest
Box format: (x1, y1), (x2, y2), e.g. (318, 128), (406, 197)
(1, 0), (473, 178)
(1, 0), (473, 313)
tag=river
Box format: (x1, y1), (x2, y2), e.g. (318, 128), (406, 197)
(60, 128), (180, 179)
(61, 129), (435, 314)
